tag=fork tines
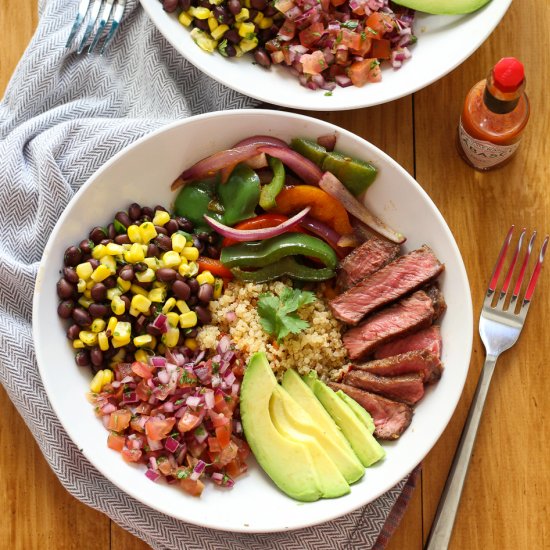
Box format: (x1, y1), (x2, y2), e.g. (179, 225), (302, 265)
(486, 225), (548, 316)
(66, 0), (126, 55)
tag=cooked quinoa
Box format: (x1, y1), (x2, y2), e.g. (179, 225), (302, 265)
(197, 280), (349, 382)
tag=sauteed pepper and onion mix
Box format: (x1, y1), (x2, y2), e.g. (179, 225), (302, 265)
(56, 133), (404, 497)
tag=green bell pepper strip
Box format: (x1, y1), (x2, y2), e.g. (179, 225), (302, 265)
(231, 256), (335, 283)
(259, 157), (285, 211)
(217, 164), (260, 226)
(220, 233), (338, 270)
(174, 178), (220, 232)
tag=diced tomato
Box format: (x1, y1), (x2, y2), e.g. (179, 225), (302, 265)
(180, 477), (205, 497)
(330, 0), (346, 6)
(145, 417), (176, 441)
(278, 19), (296, 41)
(350, 36), (372, 57)
(371, 38), (391, 60)
(213, 391), (237, 416)
(107, 432), (125, 452)
(187, 438), (207, 459)
(217, 440), (239, 466)
(232, 435), (251, 462)
(226, 458), (248, 479)
(348, 58), (381, 87)
(232, 359), (245, 377)
(177, 412), (203, 433)
(107, 409), (131, 432)
(271, 50), (285, 64)
(299, 22), (325, 49)
(157, 458), (174, 476)
(130, 416), (146, 433)
(335, 47), (349, 66)
(300, 50), (327, 75)
(340, 29), (362, 51)
(121, 448), (142, 463)
(208, 437), (222, 453)
(365, 12), (394, 40)
(197, 257), (233, 279)
(210, 411), (230, 428)
(131, 361), (155, 380)
(113, 362), (133, 381)
(135, 379), (152, 402)
(134, 402), (152, 415)
(215, 423), (232, 449)
(265, 38), (282, 53)
(319, 0), (329, 10)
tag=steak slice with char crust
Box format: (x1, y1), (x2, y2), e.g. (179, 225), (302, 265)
(343, 290), (435, 360)
(374, 326), (442, 359)
(330, 245), (445, 325)
(351, 349), (443, 384)
(337, 237), (401, 290)
(329, 382), (413, 440)
(343, 371), (425, 406)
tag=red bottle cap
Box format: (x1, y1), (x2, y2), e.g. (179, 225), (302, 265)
(493, 57), (525, 93)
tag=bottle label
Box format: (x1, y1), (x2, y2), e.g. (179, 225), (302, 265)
(458, 120), (520, 169)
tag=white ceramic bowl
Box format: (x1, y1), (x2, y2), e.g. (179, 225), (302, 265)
(139, 0), (511, 110)
(33, 109), (472, 532)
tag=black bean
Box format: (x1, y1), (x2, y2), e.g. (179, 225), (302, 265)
(254, 48), (271, 67)
(263, 3), (277, 15)
(147, 324), (161, 337)
(75, 350), (91, 367)
(128, 203), (142, 221)
(186, 328), (198, 338)
(67, 324), (81, 340)
(250, 0), (267, 9)
(90, 348), (104, 367)
(155, 225), (168, 236)
(89, 226), (107, 244)
(120, 295), (131, 312)
(192, 236), (204, 253)
(72, 307), (92, 327)
(155, 205), (168, 213)
(225, 43), (237, 57)
(249, 8), (258, 20)
(142, 206), (154, 219)
(197, 231), (210, 242)
(199, 0), (210, 7)
(107, 223), (116, 240)
(140, 215), (152, 223)
(228, 0), (241, 14)
(187, 278), (200, 294)
(103, 276), (117, 289)
(63, 267), (79, 284)
(179, 0), (191, 10)
(115, 234), (131, 245)
(64, 246), (82, 267)
(193, 18), (210, 31)
(88, 258), (100, 270)
(57, 300), (75, 319)
(90, 283), (107, 302)
(133, 262), (147, 273)
(119, 265), (135, 281)
(147, 243), (160, 257)
(155, 234), (172, 251)
(172, 280), (191, 300)
(162, 0), (179, 12)
(89, 303), (108, 318)
(79, 239), (94, 254)
(213, 6), (231, 25)
(99, 238), (112, 246)
(115, 211), (132, 230)
(195, 305), (212, 325)
(157, 268), (177, 282)
(198, 283), (214, 303)
(165, 219), (179, 235)
(57, 278), (75, 299)
(135, 314), (148, 333)
(187, 295), (198, 307)
(206, 245), (220, 259)
(176, 216), (193, 232)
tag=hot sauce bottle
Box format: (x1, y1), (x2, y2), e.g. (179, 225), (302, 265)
(457, 57), (530, 171)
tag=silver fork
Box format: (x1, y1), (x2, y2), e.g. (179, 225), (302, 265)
(426, 226), (548, 550)
(65, 0), (126, 55)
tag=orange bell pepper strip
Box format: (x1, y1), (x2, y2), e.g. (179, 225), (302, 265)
(271, 186), (353, 235)
(197, 257), (234, 279)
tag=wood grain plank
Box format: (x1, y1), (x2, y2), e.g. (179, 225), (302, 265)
(414, 0), (550, 548)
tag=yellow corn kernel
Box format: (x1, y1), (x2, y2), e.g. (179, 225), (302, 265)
(180, 246), (199, 261)
(148, 287), (166, 303)
(78, 296), (93, 309)
(157, 343), (166, 355)
(211, 23), (229, 40)
(178, 261), (198, 277)
(92, 244), (108, 260)
(129, 306), (141, 317)
(102, 369), (114, 386)
(235, 7), (249, 21)
(166, 312), (180, 327)
(77, 279), (87, 293)
(190, 28), (218, 52)
(135, 268), (156, 283)
(176, 299), (190, 313)
(152, 210), (170, 226)
(134, 349), (149, 363)
(113, 321), (131, 340)
(196, 270), (215, 285)
(112, 336), (130, 348)
(105, 243), (124, 256)
(149, 335), (157, 349)
(139, 222), (157, 244)
(162, 297), (177, 314)
(244, 0), (250, 7)
(253, 11), (264, 23)
(234, 44), (244, 58)
(76, 262), (94, 280)
(127, 225), (142, 243)
(143, 257), (159, 270)
(208, 16), (218, 32)
(100, 255), (117, 274)
(258, 16), (273, 29)
(91, 318), (106, 333)
(86, 279), (96, 290)
(152, 281), (167, 289)
(239, 36), (258, 52)
(179, 11), (193, 26)
(127, 242), (145, 263)
(79, 331), (98, 346)
(184, 338), (198, 351)
(171, 232), (187, 253)
(213, 278), (223, 299)
(83, 290), (92, 300)
(91, 264), (111, 283)
(117, 277), (132, 293)
(111, 295), (126, 315)
(162, 326), (180, 348)
(106, 287), (122, 300)
(131, 294), (152, 313)
(98, 331), (109, 351)
(238, 21), (255, 38)
(110, 349), (125, 366)
(179, 311), (198, 328)
(134, 334), (153, 348)
(90, 370), (105, 393)
(162, 251), (181, 268)
(131, 284), (148, 297)
(72, 339), (85, 349)
(190, 6), (211, 18)
(107, 316), (118, 335)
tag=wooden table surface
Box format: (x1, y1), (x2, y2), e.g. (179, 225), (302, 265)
(1, 1), (548, 548)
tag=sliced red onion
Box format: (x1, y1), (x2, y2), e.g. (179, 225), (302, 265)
(145, 469), (161, 482)
(317, 134), (337, 152)
(318, 172), (406, 244)
(337, 233), (360, 248)
(257, 145), (323, 186)
(204, 206), (310, 242)
(231, 135), (289, 149)
(190, 459), (206, 481)
(244, 153), (268, 169)
(299, 215), (349, 259)
(147, 437), (164, 451)
(165, 436), (180, 454)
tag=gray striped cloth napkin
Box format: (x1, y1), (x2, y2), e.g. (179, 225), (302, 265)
(0, 0), (418, 547)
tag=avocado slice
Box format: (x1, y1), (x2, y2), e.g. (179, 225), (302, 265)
(391, 0), (491, 14)
(270, 388), (350, 499)
(321, 152), (378, 196)
(240, 353), (323, 502)
(303, 372), (386, 467)
(281, 369), (364, 484)
(290, 138), (328, 167)
(336, 390), (375, 435)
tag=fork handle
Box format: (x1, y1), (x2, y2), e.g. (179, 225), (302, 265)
(425, 354), (498, 550)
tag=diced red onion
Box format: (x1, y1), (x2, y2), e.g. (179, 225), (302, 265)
(194, 351), (206, 365)
(234, 421), (243, 434)
(204, 391), (215, 409)
(157, 369), (170, 385)
(165, 436), (180, 454)
(151, 356), (167, 367)
(163, 401), (174, 413)
(152, 314), (168, 334)
(223, 477), (235, 488)
(190, 460), (206, 481)
(101, 403), (116, 415)
(122, 392), (139, 405)
(335, 74), (353, 88)
(231, 382), (240, 396)
(225, 311), (237, 323)
(194, 364), (211, 384)
(194, 429), (208, 445)
(224, 371), (236, 387)
(211, 374), (221, 388)
(149, 456), (158, 471)
(186, 395), (202, 409)
(145, 469), (161, 482)
(211, 472), (224, 483)
(120, 375), (134, 384)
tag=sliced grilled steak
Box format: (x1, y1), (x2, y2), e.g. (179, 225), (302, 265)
(329, 382), (413, 440)
(337, 237), (401, 290)
(424, 284), (447, 319)
(343, 371), (425, 405)
(330, 245), (444, 325)
(374, 326), (442, 359)
(351, 349), (443, 384)
(343, 290), (435, 360)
